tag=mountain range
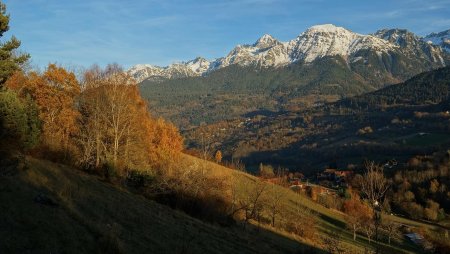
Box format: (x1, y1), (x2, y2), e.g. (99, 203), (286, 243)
(129, 24), (449, 83)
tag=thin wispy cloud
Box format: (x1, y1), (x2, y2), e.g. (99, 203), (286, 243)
(3, 0), (449, 68)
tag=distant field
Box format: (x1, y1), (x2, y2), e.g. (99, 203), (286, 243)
(400, 133), (450, 146)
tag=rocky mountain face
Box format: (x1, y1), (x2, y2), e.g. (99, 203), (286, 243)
(424, 29), (450, 53)
(375, 29), (446, 65)
(129, 24), (449, 83)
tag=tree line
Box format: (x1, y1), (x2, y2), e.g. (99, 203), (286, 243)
(2, 63), (183, 177)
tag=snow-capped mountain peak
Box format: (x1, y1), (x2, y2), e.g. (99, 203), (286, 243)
(305, 24), (357, 35)
(425, 29), (450, 52)
(374, 29), (420, 47)
(288, 24), (360, 62)
(129, 25), (449, 83)
(253, 34), (280, 48)
(185, 57), (211, 75)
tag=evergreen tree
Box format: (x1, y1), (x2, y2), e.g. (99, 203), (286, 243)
(0, 1), (29, 85)
(0, 89), (40, 150)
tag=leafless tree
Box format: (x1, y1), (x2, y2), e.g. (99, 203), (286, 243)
(363, 220), (376, 244)
(243, 179), (267, 227)
(381, 216), (401, 245)
(360, 161), (390, 253)
(266, 183), (284, 227)
(229, 176), (267, 228)
(286, 202), (317, 240)
(360, 161), (390, 207)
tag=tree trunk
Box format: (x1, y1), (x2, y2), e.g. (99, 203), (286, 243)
(95, 131), (100, 168)
(124, 126), (130, 167)
(113, 124), (119, 168)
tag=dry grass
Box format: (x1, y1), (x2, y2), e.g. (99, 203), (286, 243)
(180, 154), (426, 254)
(0, 154), (430, 253)
(0, 156), (324, 254)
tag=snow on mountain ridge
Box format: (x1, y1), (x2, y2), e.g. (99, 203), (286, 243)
(288, 24), (359, 62)
(129, 24), (449, 83)
(253, 34), (281, 48)
(185, 57), (211, 75)
(424, 29), (450, 53)
(374, 28), (447, 66)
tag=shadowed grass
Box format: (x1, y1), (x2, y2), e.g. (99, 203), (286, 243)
(0, 156), (325, 254)
(181, 154), (428, 253)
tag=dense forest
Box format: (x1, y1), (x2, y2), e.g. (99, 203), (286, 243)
(184, 66), (450, 171)
(139, 51), (449, 130)
(140, 56), (381, 128)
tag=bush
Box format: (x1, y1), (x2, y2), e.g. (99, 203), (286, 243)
(103, 162), (118, 180)
(0, 89), (40, 150)
(404, 202), (424, 219)
(126, 170), (155, 188)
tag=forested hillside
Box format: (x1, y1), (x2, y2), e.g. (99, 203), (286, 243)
(340, 66), (450, 108)
(184, 67), (450, 173)
(138, 26), (450, 130)
(140, 56), (382, 128)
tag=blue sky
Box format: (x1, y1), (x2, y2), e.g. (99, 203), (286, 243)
(3, 0), (450, 69)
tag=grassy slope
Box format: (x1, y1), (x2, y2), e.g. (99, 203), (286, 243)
(0, 156), (320, 254)
(182, 155), (430, 254)
(1, 155), (431, 254)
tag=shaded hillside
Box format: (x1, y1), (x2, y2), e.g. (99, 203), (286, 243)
(183, 67), (450, 173)
(1, 154), (429, 254)
(340, 66), (450, 108)
(141, 56), (379, 128)
(140, 53), (448, 129)
(0, 156), (320, 254)
(137, 26), (450, 130)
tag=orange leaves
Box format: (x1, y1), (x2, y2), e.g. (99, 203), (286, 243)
(7, 64), (185, 171)
(215, 150), (222, 163)
(4, 71), (28, 93)
(79, 65), (183, 173)
(42, 64), (80, 95)
(145, 117), (184, 172)
(6, 65), (81, 159)
(343, 194), (374, 240)
(152, 118), (184, 152)
(343, 197), (373, 220)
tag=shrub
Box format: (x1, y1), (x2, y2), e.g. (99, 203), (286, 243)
(0, 89), (40, 150)
(126, 170), (155, 188)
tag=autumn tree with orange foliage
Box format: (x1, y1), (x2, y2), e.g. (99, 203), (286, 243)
(343, 193), (373, 241)
(148, 117), (183, 173)
(5, 65), (80, 159)
(77, 65), (105, 169)
(78, 64), (183, 175)
(215, 150), (222, 164)
(7, 63), (184, 176)
(79, 64), (148, 173)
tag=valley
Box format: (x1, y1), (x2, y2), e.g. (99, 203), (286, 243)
(182, 67), (450, 173)
(1, 1), (450, 253)
(136, 25), (449, 130)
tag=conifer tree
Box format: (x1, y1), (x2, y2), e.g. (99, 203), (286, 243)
(0, 1), (29, 85)
(0, 89), (40, 150)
